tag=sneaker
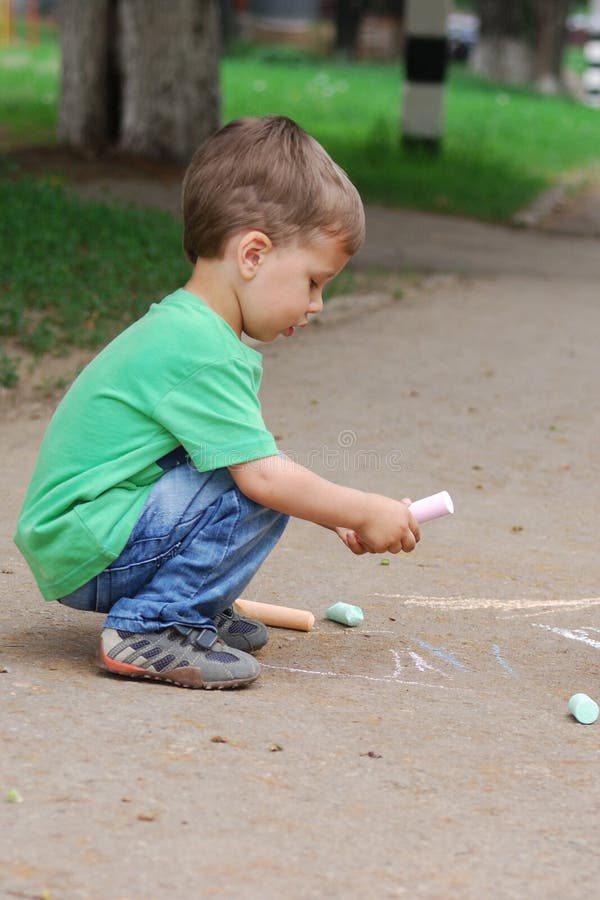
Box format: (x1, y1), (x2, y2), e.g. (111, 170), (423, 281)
(214, 606), (269, 653)
(97, 624), (260, 689)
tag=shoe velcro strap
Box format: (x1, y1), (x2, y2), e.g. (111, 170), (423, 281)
(172, 623), (218, 650)
(193, 628), (218, 650)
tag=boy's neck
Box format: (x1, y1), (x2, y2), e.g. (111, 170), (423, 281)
(184, 259), (243, 339)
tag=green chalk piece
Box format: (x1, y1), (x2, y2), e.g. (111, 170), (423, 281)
(326, 602), (364, 627)
(568, 693), (599, 725)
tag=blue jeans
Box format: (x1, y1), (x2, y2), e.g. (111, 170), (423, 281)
(60, 463), (288, 634)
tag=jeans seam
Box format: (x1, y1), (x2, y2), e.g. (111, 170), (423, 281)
(182, 490), (242, 605)
(108, 541), (183, 573)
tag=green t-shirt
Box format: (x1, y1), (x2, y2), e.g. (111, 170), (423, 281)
(14, 288), (278, 601)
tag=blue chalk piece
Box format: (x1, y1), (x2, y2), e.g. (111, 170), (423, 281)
(326, 602), (364, 627)
(568, 693), (599, 725)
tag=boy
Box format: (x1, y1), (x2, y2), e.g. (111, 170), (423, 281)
(14, 116), (420, 691)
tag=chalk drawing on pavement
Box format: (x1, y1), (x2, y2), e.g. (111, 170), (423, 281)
(373, 593), (600, 612)
(261, 647), (448, 690)
(492, 644), (517, 677)
(532, 624), (600, 650)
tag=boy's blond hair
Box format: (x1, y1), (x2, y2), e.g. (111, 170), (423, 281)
(182, 115), (365, 263)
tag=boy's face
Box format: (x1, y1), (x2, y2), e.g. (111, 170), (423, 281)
(239, 233), (350, 343)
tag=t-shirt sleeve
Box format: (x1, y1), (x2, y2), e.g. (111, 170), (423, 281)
(152, 357), (278, 471)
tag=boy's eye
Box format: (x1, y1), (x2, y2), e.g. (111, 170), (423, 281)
(310, 279), (318, 290)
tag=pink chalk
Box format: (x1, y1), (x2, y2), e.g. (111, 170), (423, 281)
(409, 491), (454, 524)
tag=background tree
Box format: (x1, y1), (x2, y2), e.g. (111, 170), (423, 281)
(531, 0), (572, 93)
(58, 0), (220, 162)
(332, 0), (404, 59)
(470, 0), (573, 92)
(57, 0), (114, 147)
(333, 0), (369, 59)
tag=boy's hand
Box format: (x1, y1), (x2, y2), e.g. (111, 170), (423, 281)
(335, 498), (419, 555)
(353, 496), (420, 554)
(230, 456), (420, 554)
(335, 527), (368, 555)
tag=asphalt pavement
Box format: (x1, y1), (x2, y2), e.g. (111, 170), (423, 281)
(1, 184), (600, 900)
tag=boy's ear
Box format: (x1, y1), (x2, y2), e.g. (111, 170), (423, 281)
(237, 231), (273, 280)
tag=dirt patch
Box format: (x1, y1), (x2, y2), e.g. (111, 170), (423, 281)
(7, 144), (185, 186)
(6, 144), (186, 214)
(0, 343), (96, 421)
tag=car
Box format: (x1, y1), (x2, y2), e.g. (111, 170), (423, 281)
(448, 12), (479, 62)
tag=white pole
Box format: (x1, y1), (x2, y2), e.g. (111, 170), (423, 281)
(583, 1), (600, 107)
(402, 0), (450, 148)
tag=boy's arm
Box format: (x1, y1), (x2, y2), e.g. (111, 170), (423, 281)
(229, 454), (420, 554)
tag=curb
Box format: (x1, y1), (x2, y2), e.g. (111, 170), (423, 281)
(512, 169), (593, 228)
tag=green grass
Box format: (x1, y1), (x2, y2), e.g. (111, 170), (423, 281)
(222, 52), (600, 220)
(0, 23), (59, 146)
(3, 26), (600, 219)
(0, 174), (191, 385)
(3, 27), (600, 384)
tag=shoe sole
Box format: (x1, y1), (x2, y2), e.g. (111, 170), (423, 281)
(96, 645), (259, 690)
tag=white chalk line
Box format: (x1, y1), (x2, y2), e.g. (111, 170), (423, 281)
(391, 648), (403, 679)
(532, 624), (600, 650)
(373, 593), (600, 611)
(407, 650), (448, 676)
(262, 647), (447, 689)
(261, 663), (446, 689)
(500, 605), (600, 619)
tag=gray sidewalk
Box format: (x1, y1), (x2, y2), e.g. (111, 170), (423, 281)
(1, 186), (600, 899)
(358, 202), (600, 279)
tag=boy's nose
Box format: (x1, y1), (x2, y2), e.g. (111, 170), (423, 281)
(308, 293), (323, 314)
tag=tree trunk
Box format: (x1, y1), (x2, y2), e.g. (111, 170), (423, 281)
(57, 0), (113, 147)
(470, 0), (535, 84)
(118, 0), (220, 162)
(57, 0), (221, 162)
(531, 0), (570, 93)
(333, 0), (368, 59)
